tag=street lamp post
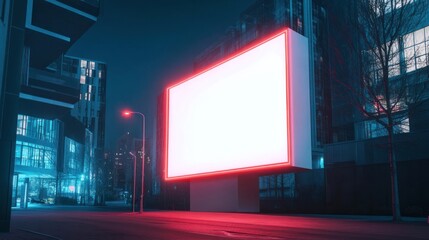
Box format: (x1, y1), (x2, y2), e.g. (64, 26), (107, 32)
(122, 110), (145, 213)
(129, 152), (137, 213)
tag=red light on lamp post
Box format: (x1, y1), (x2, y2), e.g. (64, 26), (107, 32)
(122, 110), (132, 117)
(121, 109), (145, 213)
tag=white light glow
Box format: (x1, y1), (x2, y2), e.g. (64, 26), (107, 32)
(167, 33), (289, 179)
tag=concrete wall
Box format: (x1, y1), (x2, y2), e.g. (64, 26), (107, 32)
(190, 175), (259, 212)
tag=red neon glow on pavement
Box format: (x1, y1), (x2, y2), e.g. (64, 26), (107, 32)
(165, 28), (300, 180)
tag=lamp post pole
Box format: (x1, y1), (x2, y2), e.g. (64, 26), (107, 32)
(123, 110), (145, 213)
(129, 152), (136, 213)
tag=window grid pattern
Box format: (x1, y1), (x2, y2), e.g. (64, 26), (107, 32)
(16, 115), (58, 144)
(404, 26), (429, 73)
(64, 137), (83, 174)
(15, 141), (56, 169)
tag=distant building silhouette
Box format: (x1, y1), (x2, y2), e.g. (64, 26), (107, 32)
(110, 132), (156, 209)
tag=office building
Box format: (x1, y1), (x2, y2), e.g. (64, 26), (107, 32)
(156, 0), (429, 216)
(191, 0), (330, 212)
(60, 55), (107, 204)
(0, 0), (100, 231)
(12, 54), (107, 207)
(325, 0), (429, 215)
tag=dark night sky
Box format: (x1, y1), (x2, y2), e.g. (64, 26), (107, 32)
(68, 0), (255, 150)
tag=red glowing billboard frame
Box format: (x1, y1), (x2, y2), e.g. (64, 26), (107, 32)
(164, 28), (311, 181)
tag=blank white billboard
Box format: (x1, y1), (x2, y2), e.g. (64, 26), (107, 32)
(165, 28), (311, 180)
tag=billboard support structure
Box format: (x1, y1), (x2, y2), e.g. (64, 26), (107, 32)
(190, 175), (259, 212)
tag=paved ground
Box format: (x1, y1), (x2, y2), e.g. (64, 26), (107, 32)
(0, 203), (428, 239)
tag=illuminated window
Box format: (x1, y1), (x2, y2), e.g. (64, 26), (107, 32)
(70, 143), (75, 153)
(404, 26), (429, 73)
(365, 94), (407, 116)
(65, 137), (83, 171)
(374, 0), (415, 15)
(16, 115), (28, 136)
(389, 40), (400, 77)
(366, 39), (400, 80)
(364, 116), (409, 139)
(59, 178), (79, 198)
(80, 75), (86, 84)
(14, 141), (56, 169)
(16, 115), (58, 143)
(80, 60), (87, 68)
(366, 26), (429, 78)
(15, 143), (22, 162)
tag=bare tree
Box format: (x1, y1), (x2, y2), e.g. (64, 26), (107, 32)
(334, 0), (429, 222)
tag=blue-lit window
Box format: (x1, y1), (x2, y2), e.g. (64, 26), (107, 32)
(64, 137), (83, 172)
(15, 143), (22, 159)
(15, 141), (56, 169)
(374, 0), (415, 15)
(80, 60), (87, 68)
(366, 26), (429, 80)
(16, 115), (58, 143)
(404, 26), (429, 73)
(16, 115), (28, 136)
(364, 117), (409, 139)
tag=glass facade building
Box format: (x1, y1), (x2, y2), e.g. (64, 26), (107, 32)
(191, 0), (329, 210)
(13, 115), (60, 206)
(324, 0), (429, 216)
(69, 56), (107, 205)
(13, 114), (87, 206)
(11, 54), (106, 207)
(1, 0), (100, 231)
(15, 115), (58, 169)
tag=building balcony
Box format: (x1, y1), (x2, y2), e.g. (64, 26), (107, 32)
(25, 0), (99, 68)
(20, 67), (80, 106)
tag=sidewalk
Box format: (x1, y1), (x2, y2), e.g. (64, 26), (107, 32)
(11, 202), (429, 222)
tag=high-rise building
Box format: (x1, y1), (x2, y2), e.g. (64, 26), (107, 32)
(67, 56), (106, 152)
(113, 132), (142, 202)
(48, 55), (107, 204)
(194, 0), (331, 149)
(0, 0), (100, 231)
(12, 55), (107, 208)
(191, 0), (330, 212)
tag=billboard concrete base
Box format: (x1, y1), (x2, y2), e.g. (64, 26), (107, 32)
(190, 175), (259, 212)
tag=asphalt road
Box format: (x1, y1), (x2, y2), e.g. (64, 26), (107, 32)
(1, 205), (428, 239)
